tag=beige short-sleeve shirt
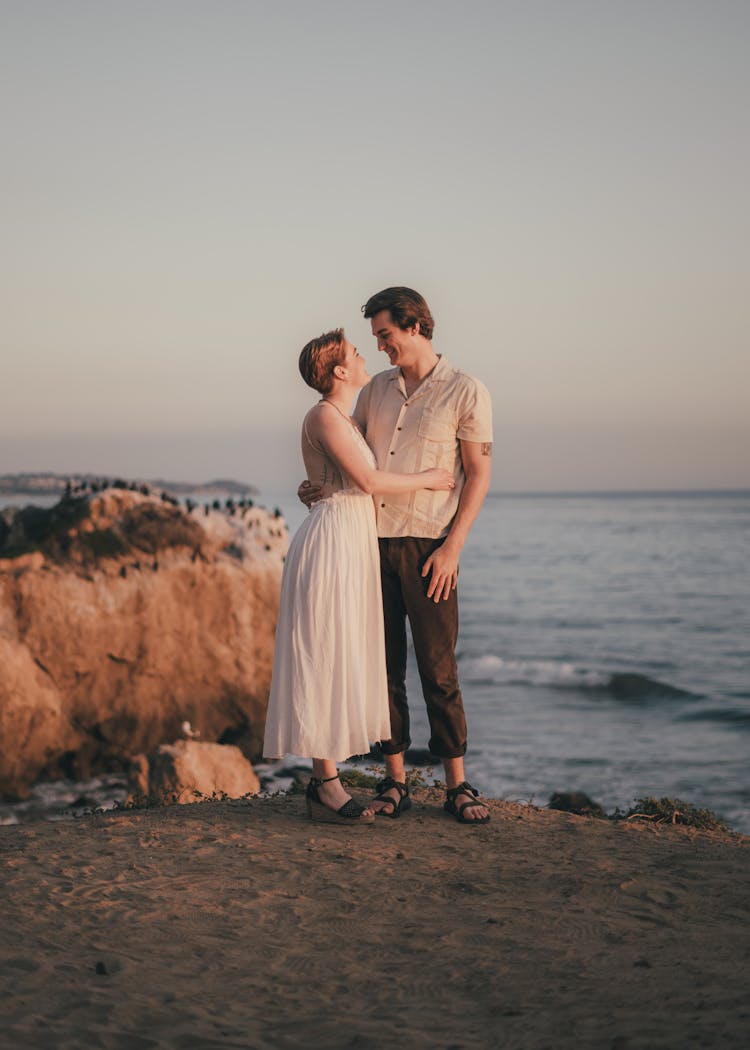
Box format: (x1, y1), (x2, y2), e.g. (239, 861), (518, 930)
(353, 355), (493, 539)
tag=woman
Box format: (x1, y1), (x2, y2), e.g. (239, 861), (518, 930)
(263, 329), (454, 824)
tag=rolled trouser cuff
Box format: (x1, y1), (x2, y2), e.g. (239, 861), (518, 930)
(428, 738), (468, 759)
(378, 738), (411, 756)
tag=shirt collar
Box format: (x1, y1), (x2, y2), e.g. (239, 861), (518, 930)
(385, 354), (453, 385)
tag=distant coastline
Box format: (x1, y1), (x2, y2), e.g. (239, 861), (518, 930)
(2, 473), (747, 503)
(0, 473), (258, 498)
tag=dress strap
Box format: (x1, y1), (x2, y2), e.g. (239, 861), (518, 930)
(320, 399), (362, 436)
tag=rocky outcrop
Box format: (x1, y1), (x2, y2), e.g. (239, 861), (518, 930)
(0, 490), (287, 799)
(127, 740), (261, 804)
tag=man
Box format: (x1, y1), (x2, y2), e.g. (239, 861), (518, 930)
(303, 287), (493, 823)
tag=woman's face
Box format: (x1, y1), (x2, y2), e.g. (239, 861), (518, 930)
(340, 340), (371, 388)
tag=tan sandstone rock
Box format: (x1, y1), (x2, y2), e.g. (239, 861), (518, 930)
(0, 491), (287, 798)
(128, 739), (261, 804)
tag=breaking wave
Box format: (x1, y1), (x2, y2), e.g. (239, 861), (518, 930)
(457, 654), (696, 699)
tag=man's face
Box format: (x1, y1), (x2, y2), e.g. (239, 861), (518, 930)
(369, 310), (417, 369)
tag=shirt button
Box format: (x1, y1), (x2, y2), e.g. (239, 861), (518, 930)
(390, 451), (395, 455)
(397, 427), (402, 431)
(380, 503), (385, 508)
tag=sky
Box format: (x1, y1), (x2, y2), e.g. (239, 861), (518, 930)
(1, 0), (748, 495)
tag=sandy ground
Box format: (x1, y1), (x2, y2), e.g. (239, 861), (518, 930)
(1, 788), (749, 1050)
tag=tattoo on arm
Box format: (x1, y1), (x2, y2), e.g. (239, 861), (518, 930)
(481, 443), (493, 457)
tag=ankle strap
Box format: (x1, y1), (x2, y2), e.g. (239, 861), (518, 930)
(310, 774), (340, 786)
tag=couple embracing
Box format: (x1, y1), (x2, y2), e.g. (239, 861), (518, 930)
(263, 287), (493, 825)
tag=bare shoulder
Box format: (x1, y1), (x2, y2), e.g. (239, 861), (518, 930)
(307, 401), (351, 437)
(303, 404), (325, 426)
(303, 403), (327, 439)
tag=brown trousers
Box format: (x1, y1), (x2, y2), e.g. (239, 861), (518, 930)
(378, 537), (467, 758)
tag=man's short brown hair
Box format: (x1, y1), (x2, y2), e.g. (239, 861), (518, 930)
(298, 329), (347, 395)
(362, 286), (434, 340)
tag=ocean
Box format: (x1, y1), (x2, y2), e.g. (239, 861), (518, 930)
(2, 488), (748, 832)
(275, 488), (750, 832)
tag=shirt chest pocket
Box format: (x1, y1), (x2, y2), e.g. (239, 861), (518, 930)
(417, 408), (456, 446)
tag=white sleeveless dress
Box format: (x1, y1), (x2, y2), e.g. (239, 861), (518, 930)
(262, 408), (391, 761)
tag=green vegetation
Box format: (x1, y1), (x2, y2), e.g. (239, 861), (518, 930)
(119, 503), (202, 554)
(0, 492), (203, 565)
(114, 787), (258, 811)
(339, 769), (379, 790)
(547, 790), (729, 831)
(404, 767), (435, 792)
(617, 796), (729, 832)
(80, 528), (128, 558)
(0, 497), (90, 559)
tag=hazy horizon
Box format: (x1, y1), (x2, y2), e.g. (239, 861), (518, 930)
(2, 2), (749, 494)
(3, 442), (749, 500)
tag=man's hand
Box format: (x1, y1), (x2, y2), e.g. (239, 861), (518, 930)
(421, 541), (460, 603)
(297, 480), (323, 508)
(419, 439), (491, 600)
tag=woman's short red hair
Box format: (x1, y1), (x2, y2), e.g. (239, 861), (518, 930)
(298, 329), (347, 395)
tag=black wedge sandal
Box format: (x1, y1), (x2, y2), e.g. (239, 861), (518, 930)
(444, 781), (490, 825)
(371, 776), (412, 818)
(306, 774), (374, 825)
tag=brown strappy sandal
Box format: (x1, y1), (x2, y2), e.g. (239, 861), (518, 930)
(444, 781), (490, 824)
(371, 776), (412, 818)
